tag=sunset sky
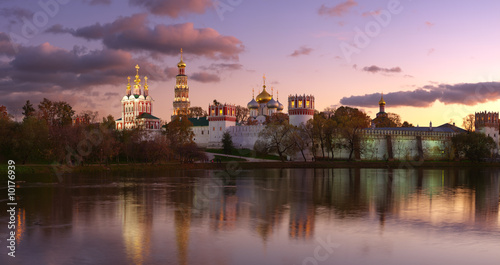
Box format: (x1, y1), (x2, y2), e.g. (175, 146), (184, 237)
(1, 0), (500, 126)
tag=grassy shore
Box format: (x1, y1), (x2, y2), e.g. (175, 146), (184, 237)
(3, 160), (500, 181)
(205, 148), (281, 160)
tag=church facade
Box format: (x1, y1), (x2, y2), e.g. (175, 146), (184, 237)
(115, 65), (161, 131)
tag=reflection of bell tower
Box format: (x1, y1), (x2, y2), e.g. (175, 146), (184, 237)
(175, 208), (191, 265)
(288, 169), (315, 240)
(172, 48), (190, 120)
(122, 188), (153, 265)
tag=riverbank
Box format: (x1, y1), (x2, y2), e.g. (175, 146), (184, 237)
(3, 160), (500, 180)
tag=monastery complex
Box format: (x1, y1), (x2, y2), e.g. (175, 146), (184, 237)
(115, 51), (499, 160)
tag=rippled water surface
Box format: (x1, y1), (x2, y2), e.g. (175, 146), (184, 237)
(1, 168), (499, 265)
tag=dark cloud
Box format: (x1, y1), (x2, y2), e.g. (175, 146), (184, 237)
(46, 14), (244, 60)
(83, 0), (112, 5)
(0, 32), (16, 56)
(0, 7), (34, 26)
(0, 39), (172, 117)
(362, 65), (402, 74)
(290, 46), (313, 57)
(129, 0), (212, 17)
(340, 82), (500, 108)
(0, 41), (169, 96)
(191, 72), (220, 83)
(164, 67), (179, 79)
(318, 0), (358, 17)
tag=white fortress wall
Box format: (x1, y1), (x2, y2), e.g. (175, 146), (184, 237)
(192, 126), (209, 148)
(229, 125), (265, 149)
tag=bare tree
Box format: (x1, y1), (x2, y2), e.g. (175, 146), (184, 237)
(332, 106), (371, 161)
(462, 114), (475, 132)
(292, 125), (311, 161)
(188, 107), (208, 118)
(235, 105), (249, 124)
(255, 123), (297, 162)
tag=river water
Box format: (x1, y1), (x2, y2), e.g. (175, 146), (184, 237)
(1, 167), (499, 265)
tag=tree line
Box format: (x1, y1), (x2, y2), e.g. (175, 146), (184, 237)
(1, 100), (496, 164)
(252, 106), (497, 162)
(0, 99), (206, 165)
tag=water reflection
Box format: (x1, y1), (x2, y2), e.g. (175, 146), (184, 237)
(0, 168), (499, 265)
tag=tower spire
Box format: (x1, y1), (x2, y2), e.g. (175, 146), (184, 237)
(126, 76), (131, 96)
(263, 74), (266, 88)
(252, 88), (255, 99)
(134, 64), (141, 84)
(180, 48), (183, 61)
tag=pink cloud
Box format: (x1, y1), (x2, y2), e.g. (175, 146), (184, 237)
(318, 0), (358, 17)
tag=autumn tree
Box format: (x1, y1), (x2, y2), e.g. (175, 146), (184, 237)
(221, 131), (234, 154)
(310, 114), (328, 158)
(95, 117), (120, 165)
(323, 118), (338, 159)
(292, 125), (311, 161)
(165, 117), (202, 162)
(101, 115), (116, 130)
(254, 122), (297, 162)
(322, 106), (336, 118)
(452, 132), (495, 161)
(14, 117), (50, 164)
(302, 120), (317, 157)
(0, 105), (12, 121)
(22, 100), (35, 120)
(265, 112), (289, 125)
(401, 121), (414, 127)
(332, 106), (371, 161)
(78, 110), (99, 124)
(188, 106), (207, 118)
(235, 105), (249, 124)
(372, 112), (401, 128)
(0, 106), (15, 161)
(37, 98), (75, 127)
(462, 114), (475, 132)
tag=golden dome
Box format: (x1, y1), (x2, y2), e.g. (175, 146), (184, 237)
(177, 60), (186, 68)
(379, 93), (386, 106)
(256, 86), (272, 104)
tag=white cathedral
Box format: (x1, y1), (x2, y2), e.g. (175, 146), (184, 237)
(115, 65), (161, 130)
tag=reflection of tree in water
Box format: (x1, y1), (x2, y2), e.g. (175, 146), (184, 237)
(247, 169), (289, 242)
(313, 168), (370, 218)
(472, 170), (499, 228)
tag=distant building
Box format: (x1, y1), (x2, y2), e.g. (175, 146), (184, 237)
(72, 115), (90, 126)
(115, 65), (161, 130)
(247, 75), (285, 124)
(172, 49), (190, 120)
(288, 94), (315, 127)
(475, 111), (499, 152)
